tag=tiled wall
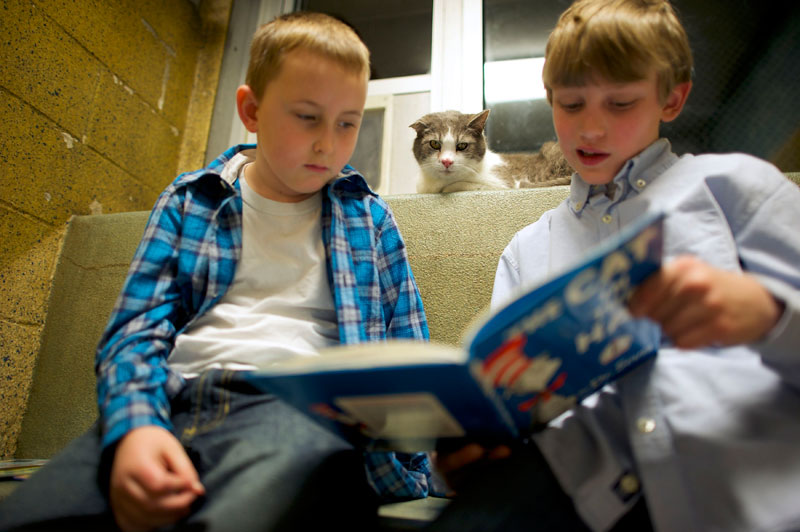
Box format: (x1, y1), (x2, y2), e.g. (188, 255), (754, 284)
(0, 0), (232, 457)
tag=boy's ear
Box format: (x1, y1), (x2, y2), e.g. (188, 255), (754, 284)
(236, 85), (260, 133)
(661, 81), (692, 123)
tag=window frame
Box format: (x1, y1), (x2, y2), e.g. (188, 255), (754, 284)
(205, 0), (485, 190)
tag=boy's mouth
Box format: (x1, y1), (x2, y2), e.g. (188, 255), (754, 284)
(576, 148), (609, 166)
(305, 164), (329, 173)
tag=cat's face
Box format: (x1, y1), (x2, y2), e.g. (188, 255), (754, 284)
(410, 110), (489, 182)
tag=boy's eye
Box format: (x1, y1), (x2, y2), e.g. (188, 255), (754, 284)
(429, 140), (441, 150)
(456, 142), (468, 151)
(338, 121), (356, 129)
(611, 100), (636, 110)
(559, 102), (583, 112)
(296, 113), (317, 121)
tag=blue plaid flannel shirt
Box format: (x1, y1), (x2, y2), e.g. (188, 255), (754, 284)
(95, 145), (432, 500)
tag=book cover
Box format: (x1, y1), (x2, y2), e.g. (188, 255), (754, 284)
(245, 211), (665, 452)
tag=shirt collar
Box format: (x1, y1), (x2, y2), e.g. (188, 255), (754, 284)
(329, 164), (375, 197)
(568, 138), (678, 213)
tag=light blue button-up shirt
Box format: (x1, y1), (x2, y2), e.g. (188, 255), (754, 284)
(493, 139), (800, 531)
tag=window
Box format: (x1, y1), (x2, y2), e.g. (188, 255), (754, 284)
(481, 0), (800, 171)
(207, 0), (798, 186)
(301, 0), (433, 80)
(482, 0), (566, 152)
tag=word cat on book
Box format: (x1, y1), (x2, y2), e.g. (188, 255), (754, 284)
(411, 109), (573, 193)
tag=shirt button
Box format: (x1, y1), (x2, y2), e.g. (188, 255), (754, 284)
(637, 417), (656, 433)
(574, 201), (584, 210)
(635, 179), (646, 189)
(620, 474), (640, 494)
(602, 214), (613, 224)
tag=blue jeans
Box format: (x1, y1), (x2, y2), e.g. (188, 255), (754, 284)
(0, 370), (379, 531)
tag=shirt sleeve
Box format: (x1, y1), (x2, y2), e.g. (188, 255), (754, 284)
(94, 188), (188, 450)
(732, 172), (800, 388)
(363, 451), (431, 501)
(362, 199), (433, 500)
(491, 213), (553, 312)
(492, 235), (523, 311)
(373, 202), (430, 341)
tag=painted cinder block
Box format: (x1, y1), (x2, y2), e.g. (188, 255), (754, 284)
(0, 90), (157, 224)
(86, 69), (182, 191)
(1, 0), (101, 138)
(0, 320), (41, 459)
(0, 0), (229, 459)
(0, 207), (63, 325)
(33, 0), (173, 118)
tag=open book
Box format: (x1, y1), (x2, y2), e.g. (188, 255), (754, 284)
(245, 211), (665, 452)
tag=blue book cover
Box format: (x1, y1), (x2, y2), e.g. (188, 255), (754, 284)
(245, 211), (664, 452)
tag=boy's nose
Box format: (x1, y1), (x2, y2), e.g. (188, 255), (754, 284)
(313, 127), (334, 154)
(579, 112), (606, 141)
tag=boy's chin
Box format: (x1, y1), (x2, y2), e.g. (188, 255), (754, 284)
(577, 171), (616, 186)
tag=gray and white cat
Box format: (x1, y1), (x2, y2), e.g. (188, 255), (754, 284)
(411, 109), (572, 193)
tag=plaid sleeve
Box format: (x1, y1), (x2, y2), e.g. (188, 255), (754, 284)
(364, 451), (431, 501)
(363, 198), (433, 500)
(371, 200), (429, 341)
(94, 187), (188, 450)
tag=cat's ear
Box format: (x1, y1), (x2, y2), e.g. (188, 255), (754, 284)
(468, 109), (491, 133)
(409, 119), (428, 135)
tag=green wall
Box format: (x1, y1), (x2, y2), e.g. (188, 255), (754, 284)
(0, 0), (232, 458)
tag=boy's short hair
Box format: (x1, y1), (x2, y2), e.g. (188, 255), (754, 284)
(246, 12), (371, 101)
(542, 0), (693, 103)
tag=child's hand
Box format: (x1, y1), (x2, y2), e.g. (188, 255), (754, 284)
(434, 443), (511, 494)
(629, 255), (783, 348)
(110, 426), (205, 532)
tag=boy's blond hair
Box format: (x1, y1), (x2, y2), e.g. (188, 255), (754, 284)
(246, 12), (370, 101)
(542, 0), (692, 103)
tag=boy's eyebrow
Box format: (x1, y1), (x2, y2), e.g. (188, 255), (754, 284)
(291, 99), (363, 117)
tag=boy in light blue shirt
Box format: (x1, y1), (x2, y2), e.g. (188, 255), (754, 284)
(1, 12), (431, 532)
(431, 1), (800, 531)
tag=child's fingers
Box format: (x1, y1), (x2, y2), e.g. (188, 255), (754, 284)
(632, 256), (713, 321)
(161, 445), (205, 496)
(629, 265), (675, 319)
(631, 256), (782, 347)
(486, 445), (512, 461)
(149, 488), (198, 520)
(434, 443), (514, 494)
(435, 443), (486, 475)
(116, 476), (196, 530)
(630, 272), (676, 322)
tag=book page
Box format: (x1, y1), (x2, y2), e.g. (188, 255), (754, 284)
(335, 392), (466, 440)
(259, 340), (465, 375)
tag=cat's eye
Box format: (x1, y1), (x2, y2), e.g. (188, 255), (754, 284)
(456, 142), (468, 151)
(429, 140), (441, 150)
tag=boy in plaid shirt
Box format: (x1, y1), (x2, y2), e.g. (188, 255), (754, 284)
(1, 12), (431, 532)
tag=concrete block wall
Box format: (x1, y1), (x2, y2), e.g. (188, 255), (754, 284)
(0, 0), (232, 458)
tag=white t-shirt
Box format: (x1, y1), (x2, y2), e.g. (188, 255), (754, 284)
(169, 153), (339, 377)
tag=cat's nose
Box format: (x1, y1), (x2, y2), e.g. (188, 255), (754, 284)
(441, 158), (453, 169)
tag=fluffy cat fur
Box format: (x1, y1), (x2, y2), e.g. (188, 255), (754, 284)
(411, 109), (573, 193)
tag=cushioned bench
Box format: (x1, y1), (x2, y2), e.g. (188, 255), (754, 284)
(5, 172), (799, 523)
(1, 187), (571, 524)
